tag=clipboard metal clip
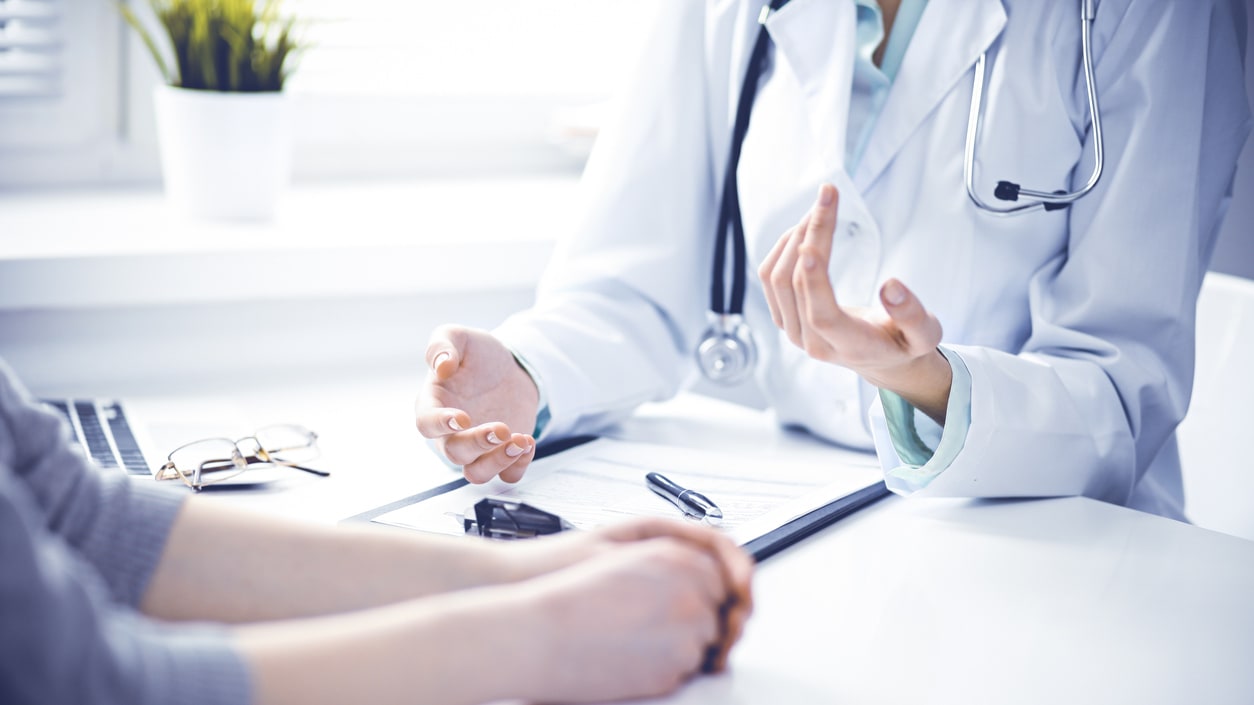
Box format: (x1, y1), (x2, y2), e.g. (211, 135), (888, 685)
(463, 497), (574, 539)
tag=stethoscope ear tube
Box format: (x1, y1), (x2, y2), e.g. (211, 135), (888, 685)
(964, 0), (1105, 214)
(709, 4), (781, 319)
(699, 0), (788, 384)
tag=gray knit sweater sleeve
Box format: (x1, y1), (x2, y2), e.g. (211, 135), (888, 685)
(0, 362), (251, 705)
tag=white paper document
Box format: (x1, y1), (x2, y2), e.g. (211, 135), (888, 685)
(372, 438), (883, 545)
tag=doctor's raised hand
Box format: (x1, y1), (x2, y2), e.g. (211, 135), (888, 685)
(759, 184), (953, 424)
(416, 325), (539, 482)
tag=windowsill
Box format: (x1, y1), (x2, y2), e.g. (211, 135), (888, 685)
(0, 176), (578, 309)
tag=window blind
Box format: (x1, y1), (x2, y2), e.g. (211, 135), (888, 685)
(0, 0), (62, 99)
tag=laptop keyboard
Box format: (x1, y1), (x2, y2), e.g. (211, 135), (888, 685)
(44, 399), (151, 476)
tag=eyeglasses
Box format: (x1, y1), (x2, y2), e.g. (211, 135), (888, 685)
(155, 424), (329, 491)
(462, 497), (574, 539)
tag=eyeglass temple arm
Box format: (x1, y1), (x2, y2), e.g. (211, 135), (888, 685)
(284, 463), (331, 477)
(241, 454), (331, 477)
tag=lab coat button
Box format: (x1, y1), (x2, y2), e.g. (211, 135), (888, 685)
(848, 222), (861, 238)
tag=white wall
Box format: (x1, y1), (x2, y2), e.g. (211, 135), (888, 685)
(0, 290), (532, 398)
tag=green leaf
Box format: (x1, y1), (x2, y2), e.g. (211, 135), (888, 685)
(116, 2), (175, 85)
(117, 0), (300, 93)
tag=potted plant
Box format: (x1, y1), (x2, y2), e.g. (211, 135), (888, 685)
(120, 0), (300, 220)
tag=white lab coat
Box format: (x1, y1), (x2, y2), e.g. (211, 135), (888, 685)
(495, 0), (1251, 519)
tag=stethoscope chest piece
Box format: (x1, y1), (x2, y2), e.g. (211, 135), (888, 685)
(698, 0), (788, 386)
(697, 313), (758, 384)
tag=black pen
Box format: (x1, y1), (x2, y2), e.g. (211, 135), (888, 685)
(646, 472), (723, 525)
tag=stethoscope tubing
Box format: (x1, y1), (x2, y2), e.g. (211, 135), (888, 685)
(710, 0), (786, 316)
(964, 0), (1104, 213)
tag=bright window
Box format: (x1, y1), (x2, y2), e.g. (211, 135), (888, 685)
(288, 0), (657, 98)
(284, 0), (660, 176)
(0, 0), (661, 186)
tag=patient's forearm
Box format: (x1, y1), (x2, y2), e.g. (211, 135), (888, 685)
(141, 498), (526, 623)
(236, 585), (542, 705)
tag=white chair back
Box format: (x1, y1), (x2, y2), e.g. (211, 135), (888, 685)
(1177, 272), (1254, 541)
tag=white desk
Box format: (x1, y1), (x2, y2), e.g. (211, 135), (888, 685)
(108, 371), (1254, 705)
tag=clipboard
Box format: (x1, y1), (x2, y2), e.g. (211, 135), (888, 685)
(740, 480), (889, 561)
(345, 434), (890, 563)
(342, 434), (597, 524)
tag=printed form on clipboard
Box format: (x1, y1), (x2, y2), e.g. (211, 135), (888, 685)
(368, 437), (889, 560)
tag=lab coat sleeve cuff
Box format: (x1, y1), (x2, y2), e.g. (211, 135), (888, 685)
(878, 346), (972, 494)
(507, 347), (551, 441)
(878, 389), (936, 467)
(493, 316), (584, 443)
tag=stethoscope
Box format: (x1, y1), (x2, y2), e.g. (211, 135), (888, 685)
(965, 0), (1105, 214)
(697, 0), (1106, 384)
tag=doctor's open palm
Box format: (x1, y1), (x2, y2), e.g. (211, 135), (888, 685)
(759, 184), (954, 423)
(416, 325), (540, 482)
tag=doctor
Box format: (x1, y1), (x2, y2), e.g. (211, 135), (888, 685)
(416, 0), (1250, 520)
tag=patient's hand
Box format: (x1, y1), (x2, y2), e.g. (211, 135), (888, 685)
(514, 537), (742, 702)
(500, 517), (755, 673)
(415, 325), (539, 483)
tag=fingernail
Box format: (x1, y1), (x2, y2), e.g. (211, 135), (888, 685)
(505, 443), (525, 457)
(486, 431), (502, 445)
(883, 280), (906, 306)
(818, 184), (834, 206)
(447, 415), (463, 431)
(432, 351), (450, 371)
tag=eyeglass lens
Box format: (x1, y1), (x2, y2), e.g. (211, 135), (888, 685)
(168, 438), (248, 488)
(162, 425), (322, 489)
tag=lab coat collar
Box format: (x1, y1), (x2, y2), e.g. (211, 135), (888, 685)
(765, 0), (859, 173)
(854, 0), (1007, 190)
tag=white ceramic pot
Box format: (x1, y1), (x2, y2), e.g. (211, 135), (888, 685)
(153, 85), (292, 221)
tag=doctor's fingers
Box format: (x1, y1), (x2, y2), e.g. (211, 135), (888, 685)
(758, 215), (808, 328)
(798, 184), (839, 261)
(764, 229), (806, 344)
(441, 422), (517, 465)
(497, 446), (535, 483)
(794, 243), (854, 359)
(789, 182), (843, 355)
(460, 432), (535, 484)
(414, 400), (473, 439)
(425, 325), (471, 381)
(879, 279), (943, 355)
